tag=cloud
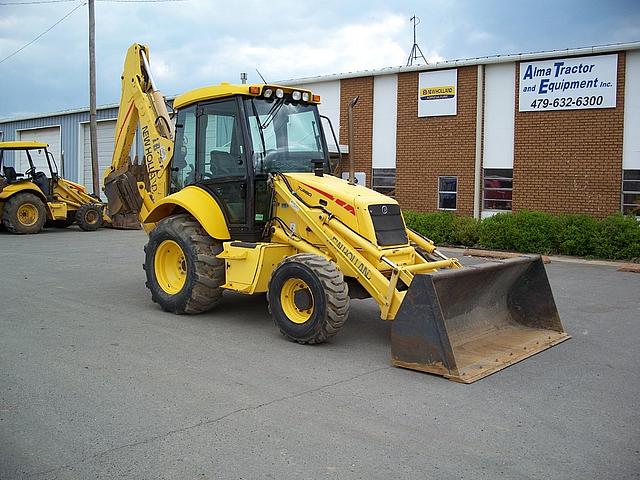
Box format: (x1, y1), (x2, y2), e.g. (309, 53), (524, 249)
(0, 0), (638, 118)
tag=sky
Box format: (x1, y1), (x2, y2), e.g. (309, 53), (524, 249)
(0, 0), (639, 118)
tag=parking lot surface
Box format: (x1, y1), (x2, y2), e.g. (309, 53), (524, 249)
(1, 227), (639, 479)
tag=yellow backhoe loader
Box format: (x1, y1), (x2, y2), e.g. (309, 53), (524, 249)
(104, 44), (569, 383)
(0, 142), (104, 234)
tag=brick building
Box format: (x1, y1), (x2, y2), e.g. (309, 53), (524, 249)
(290, 42), (640, 218)
(1, 42), (638, 218)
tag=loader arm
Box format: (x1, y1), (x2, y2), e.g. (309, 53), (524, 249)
(103, 43), (175, 228)
(270, 173), (462, 320)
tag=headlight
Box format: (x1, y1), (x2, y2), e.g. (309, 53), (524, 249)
(263, 88), (273, 98)
(302, 92), (310, 102)
(292, 91), (301, 101)
(275, 88), (284, 98)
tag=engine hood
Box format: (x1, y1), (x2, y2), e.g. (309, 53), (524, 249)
(282, 172), (406, 246)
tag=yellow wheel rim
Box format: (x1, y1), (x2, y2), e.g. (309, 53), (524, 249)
(154, 240), (187, 295)
(84, 209), (99, 224)
(280, 278), (314, 324)
(17, 203), (38, 227)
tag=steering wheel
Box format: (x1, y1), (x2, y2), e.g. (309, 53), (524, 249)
(25, 167), (36, 178)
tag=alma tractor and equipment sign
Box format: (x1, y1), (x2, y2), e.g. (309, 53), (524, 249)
(519, 53), (618, 112)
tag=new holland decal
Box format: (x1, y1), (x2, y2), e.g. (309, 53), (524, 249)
(420, 85), (455, 100)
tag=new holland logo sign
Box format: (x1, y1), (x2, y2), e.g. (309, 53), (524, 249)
(420, 85), (456, 100)
(418, 69), (457, 117)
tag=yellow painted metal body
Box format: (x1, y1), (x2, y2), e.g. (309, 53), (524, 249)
(174, 84), (318, 110)
(143, 185), (231, 239)
(0, 141), (48, 149)
(218, 242), (295, 294)
(0, 166), (104, 224)
(264, 173), (461, 320)
(0, 181), (46, 202)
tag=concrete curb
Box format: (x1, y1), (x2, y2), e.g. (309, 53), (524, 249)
(463, 248), (551, 264)
(438, 246), (637, 270)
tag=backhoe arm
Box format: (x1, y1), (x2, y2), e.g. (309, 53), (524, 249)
(103, 43), (175, 228)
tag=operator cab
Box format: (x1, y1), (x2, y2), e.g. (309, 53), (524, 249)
(0, 141), (60, 198)
(171, 85), (333, 241)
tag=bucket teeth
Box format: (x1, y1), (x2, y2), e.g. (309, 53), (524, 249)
(391, 255), (570, 383)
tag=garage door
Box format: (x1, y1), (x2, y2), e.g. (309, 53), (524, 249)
(17, 126), (61, 175)
(82, 120), (116, 200)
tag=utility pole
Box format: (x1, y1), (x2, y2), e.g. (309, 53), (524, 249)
(88, 0), (100, 197)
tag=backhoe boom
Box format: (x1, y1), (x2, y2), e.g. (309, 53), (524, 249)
(103, 43), (174, 228)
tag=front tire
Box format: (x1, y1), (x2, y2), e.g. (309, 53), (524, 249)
(144, 214), (224, 314)
(76, 203), (103, 231)
(268, 254), (349, 344)
(2, 192), (47, 234)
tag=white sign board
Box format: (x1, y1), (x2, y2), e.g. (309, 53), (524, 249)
(418, 70), (457, 117)
(519, 54), (617, 112)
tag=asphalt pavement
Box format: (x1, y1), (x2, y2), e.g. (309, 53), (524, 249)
(1, 227), (639, 479)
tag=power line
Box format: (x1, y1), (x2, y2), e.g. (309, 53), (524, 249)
(0, 0), (75, 5)
(0, 1), (86, 65)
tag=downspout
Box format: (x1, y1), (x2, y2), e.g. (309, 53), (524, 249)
(473, 64), (484, 219)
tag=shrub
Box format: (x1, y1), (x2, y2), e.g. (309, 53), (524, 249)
(555, 214), (599, 257)
(402, 210), (640, 260)
(403, 210), (456, 245)
(478, 212), (517, 251)
(452, 215), (480, 246)
(594, 214), (640, 260)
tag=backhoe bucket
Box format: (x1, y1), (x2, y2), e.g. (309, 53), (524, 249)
(391, 256), (569, 383)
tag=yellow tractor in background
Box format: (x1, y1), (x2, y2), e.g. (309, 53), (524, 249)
(103, 44), (570, 383)
(0, 141), (104, 234)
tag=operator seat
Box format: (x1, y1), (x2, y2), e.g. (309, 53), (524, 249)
(32, 171), (52, 196)
(2, 166), (23, 183)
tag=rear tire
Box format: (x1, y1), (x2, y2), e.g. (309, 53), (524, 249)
(76, 203), (103, 231)
(144, 214), (225, 314)
(2, 192), (47, 234)
(268, 254), (349, 344)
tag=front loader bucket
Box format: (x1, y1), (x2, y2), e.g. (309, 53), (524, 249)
(391, 256), (570, 383)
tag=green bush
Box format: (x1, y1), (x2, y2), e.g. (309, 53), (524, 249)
(452, 215), (481, 246)
(478, 212), (517, 250)
(594, 214), (640, 260)
(555, 214), (599, 257)
(402, 209), (640, 260)
(404, 210), (456, 245)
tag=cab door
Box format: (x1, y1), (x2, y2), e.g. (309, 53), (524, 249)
(195, 98), (250, 231)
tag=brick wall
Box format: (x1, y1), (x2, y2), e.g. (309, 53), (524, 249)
(395, 67), (478, 215)
(513, 53), (626, 217)
(339, 77), (374, 187)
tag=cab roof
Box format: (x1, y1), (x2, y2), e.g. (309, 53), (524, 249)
(173, 83), (318, 110)
(0, 141), (49, 150)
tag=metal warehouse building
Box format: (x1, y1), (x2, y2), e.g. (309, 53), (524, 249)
(1, 41), (639, 217)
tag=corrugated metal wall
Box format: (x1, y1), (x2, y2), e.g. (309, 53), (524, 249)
(0, 106), (119, 182)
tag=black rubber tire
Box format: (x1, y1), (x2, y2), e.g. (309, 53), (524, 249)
(268, 253), (349, 344)
(76, 203), (103, 231)
(2, 192), (47, 234)
(143, 214), (224, 314)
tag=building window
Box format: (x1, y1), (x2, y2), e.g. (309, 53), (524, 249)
(483, 168), (513, 211)
(622, 170), (640, 216)
(438, 176), (457, 210)
(372, 168), (396, 196)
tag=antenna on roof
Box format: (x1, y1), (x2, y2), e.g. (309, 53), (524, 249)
(406, 16), (428, 66)
(255, 68), (267, 84)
